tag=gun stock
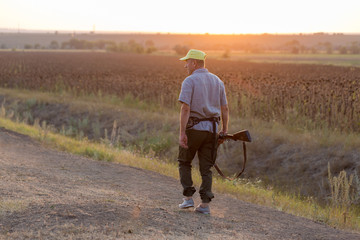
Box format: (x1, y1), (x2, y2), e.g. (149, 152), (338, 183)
(220, 130), (252, 142)
(215, 129), (251, 180)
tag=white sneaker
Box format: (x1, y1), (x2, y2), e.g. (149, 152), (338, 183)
(194, 205), (210, 214)
(178, 198), (194, 209)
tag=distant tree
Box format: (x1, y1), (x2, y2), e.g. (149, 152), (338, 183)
(69, 38), (85, 49)
(173, 44), (189, 55)
(0, 44), (6, 49)
(94, 40), (111, 49)
(84, 41), (94, 49)
(105, 40), (144, 53)
(339, 46), (347, 54)
(106, 42), (118, 52)
(61, 41), (69, 49)
(106, 40), (142, 53)
(145, 40), (157, 54)
(284, 40), (300, 54)
(145, 40), (154, 48)
(300, 45), (307, 54)
(313, 42), (323, 53)
(117, 42), (128, 52)
(322, 42), (333, 54)
(34, 43), (41, 49)
(310, 47), (317, 54)
(67, 38), (77, 49)
(222, 49), (230, 58)
(349, 41), (360, 54)
(313, 32), (326, 35)
(146, 46), (157, 54)
(24, 44), (32, 49)
(128, 40), (144, 53)
(62, 38), (92, 49)
(49, 40), (59, 49)
(312, 42), (332, 54)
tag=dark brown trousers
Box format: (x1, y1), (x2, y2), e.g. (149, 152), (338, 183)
(177, 129), (217, 203)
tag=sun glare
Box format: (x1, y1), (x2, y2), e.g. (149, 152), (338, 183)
(0, 0), (360, 34)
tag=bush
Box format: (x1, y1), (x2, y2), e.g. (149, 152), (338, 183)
(106, 43), (118, 52)
(173, 44), (189, 55)
(49, 40), (59, 49)
(128, 40), (144, 54)
(24, 44), (32, 49)
(339, 46), (347, 54)
(222, 49), (230, 58)
(349, 42), (360, 54)
(328, 162), (359, 209)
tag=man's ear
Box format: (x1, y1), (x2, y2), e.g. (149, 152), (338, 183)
(191, 59), (197, 67)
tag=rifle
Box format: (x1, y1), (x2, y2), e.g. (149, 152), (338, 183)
(214, 130), (252, 180)
(219, 129), (252, 142)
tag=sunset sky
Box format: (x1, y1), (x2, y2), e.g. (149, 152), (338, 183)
(1, 0), (360, 34)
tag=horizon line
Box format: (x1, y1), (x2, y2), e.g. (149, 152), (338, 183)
(1, 28), (360, 36)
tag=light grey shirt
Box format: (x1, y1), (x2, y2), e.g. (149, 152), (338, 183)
(178, 68), (227, 132)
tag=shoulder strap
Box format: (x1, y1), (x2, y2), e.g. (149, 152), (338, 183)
(214, 142), (247, 181)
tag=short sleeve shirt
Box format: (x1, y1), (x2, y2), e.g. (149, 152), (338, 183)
(178, 68), (227, 132)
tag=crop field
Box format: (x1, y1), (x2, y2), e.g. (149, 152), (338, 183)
(209, 51), (360, 67)
(0, 51), (359, 133)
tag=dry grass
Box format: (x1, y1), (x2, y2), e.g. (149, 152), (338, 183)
(0, 199), (28, 216)
(2, 87), (360, 150)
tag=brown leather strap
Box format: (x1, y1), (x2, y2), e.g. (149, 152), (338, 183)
(214, 142), (247, 181)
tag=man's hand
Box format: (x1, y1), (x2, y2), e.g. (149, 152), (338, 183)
(218, 130), (227, 145)
(179, 132), (188, 148)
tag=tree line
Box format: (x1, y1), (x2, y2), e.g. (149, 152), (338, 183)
(0, 39), (157, 54)
(1, 38), (360, 55)
(280, 40), (360, 54)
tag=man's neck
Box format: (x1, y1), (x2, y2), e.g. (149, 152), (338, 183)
(191, 67), (204, 74)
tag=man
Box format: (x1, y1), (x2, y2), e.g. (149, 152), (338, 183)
(177, 49), (229, 214)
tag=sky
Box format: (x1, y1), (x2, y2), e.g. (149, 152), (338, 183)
(1, 0), (360, 34)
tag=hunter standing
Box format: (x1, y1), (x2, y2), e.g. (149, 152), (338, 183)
(177, 49), (229, 214)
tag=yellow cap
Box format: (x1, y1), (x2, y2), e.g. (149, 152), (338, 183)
(179, 49), (206, 61)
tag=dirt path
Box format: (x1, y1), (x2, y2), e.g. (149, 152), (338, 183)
(0, 128), (359, 240)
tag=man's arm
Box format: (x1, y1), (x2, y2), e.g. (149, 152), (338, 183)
(179, 102), (190, 148)
(220, 104), (229, 134)
(218, 104), (229, 145)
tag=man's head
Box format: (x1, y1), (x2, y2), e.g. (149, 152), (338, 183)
(180, 49), (206, 75)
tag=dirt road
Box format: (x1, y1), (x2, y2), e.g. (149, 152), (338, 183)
(0, 128), (359, 239)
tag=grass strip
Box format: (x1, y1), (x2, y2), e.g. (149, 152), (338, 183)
(2, 87), (360, 150)
(0, 117), (359, 232)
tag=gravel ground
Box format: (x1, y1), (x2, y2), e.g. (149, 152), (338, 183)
(0, 127), (359, 239)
